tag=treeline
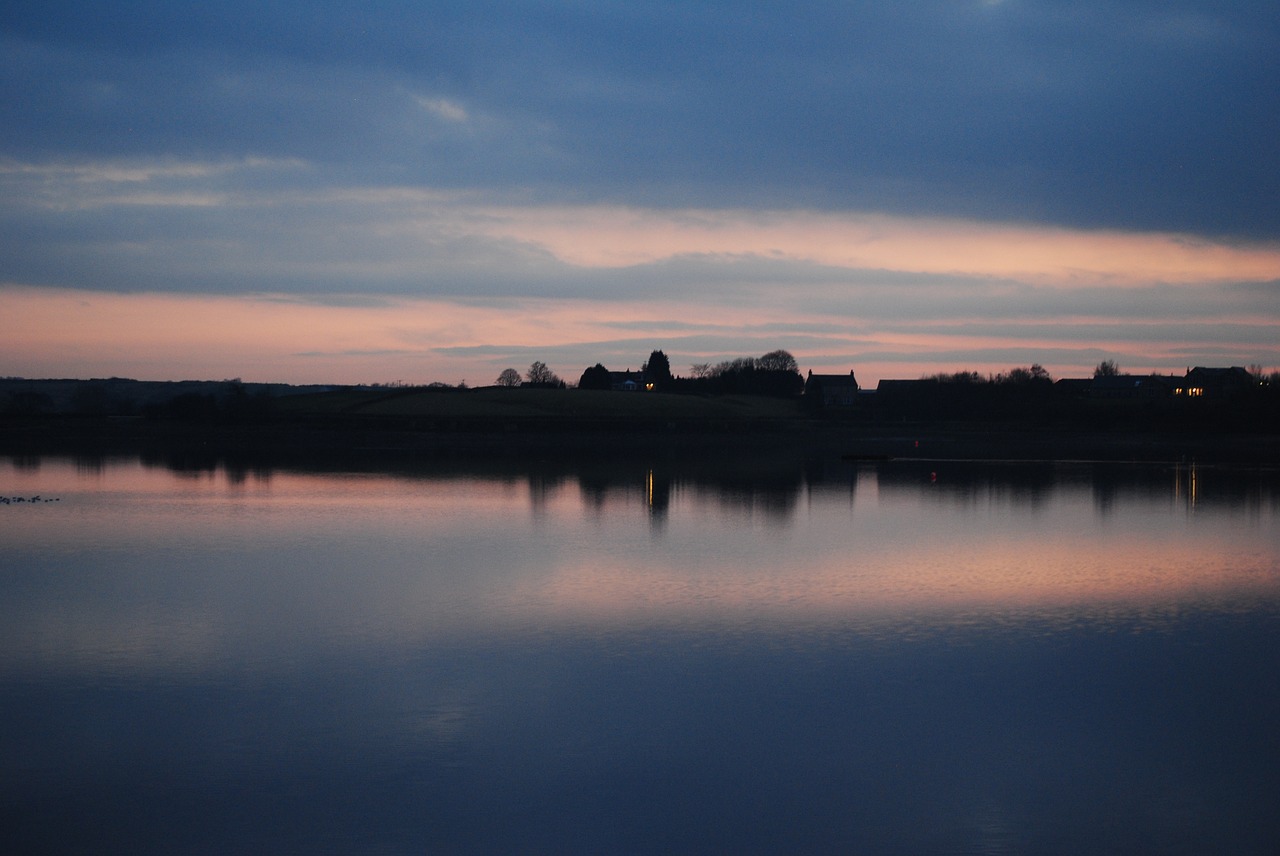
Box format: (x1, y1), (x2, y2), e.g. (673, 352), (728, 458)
(575, 349), (804, 398)
(922, 364), (1053, 386)
(0, 378), (283, 420)
(924, 361), (1280, 388)
(876, 364), (1280, 430)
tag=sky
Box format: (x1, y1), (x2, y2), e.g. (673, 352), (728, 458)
(3, 1), (1279, 387)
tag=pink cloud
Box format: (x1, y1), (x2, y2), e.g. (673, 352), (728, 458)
(472, 205), (1280, 285)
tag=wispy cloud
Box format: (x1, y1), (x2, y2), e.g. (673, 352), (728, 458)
(412, 95), (470, 125)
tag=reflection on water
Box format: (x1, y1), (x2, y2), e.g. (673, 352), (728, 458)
(2, 455), (1278, 854)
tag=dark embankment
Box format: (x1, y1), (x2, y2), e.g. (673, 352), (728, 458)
(3, 381), (1279, 467)
(0, 386), (809, 467)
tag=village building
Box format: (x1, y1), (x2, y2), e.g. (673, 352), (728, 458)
(803, 370), (860, 407)
(1089, 374), (1181, 399)
(1177, 366), (1255, 399)
(608, 370), (645, 391)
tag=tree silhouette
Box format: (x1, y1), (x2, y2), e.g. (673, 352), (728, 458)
(578, 363), (612, 390)
(682, 350), (803, 397)
(758, 349), (798, 373)
(643, 350), (673, 390)
(525, 361), (562, 386)
(1094, 359), (1120, 377)
(495, 368), (522, 387)
(1002, 364), (1052, 385)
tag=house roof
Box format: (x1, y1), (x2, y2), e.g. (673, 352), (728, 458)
(804, 370), (858, 388)
(1090, 374), (1179, 391)
(1186, 366), (1252, 383)
(808, 373), (860, 386)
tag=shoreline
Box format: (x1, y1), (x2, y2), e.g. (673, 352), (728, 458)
(4, 413), (1278, 469)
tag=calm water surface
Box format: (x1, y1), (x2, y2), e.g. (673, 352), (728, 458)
(2, 455), (1278, 854)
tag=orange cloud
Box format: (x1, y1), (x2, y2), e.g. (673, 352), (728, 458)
(472, 205), (1280, 285)
(0, 286), (729, 383)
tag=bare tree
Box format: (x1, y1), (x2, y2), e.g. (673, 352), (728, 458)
(495, 368), (522, 387)
(923, 370), (984, 383)
(1094, 359), (1120, 377)
(758, 349), (799, 373)
(525, 361), (560, 386)
(1002, 364), (1051, 384)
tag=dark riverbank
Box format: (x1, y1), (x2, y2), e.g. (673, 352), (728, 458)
(4, 379), (1279, 467)
(4, 410), (1278, 469)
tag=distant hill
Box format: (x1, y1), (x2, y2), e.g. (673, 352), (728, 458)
(0, 377), (334, 417)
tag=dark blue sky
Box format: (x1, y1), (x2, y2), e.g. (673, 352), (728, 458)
(7, 1), (1278, 234)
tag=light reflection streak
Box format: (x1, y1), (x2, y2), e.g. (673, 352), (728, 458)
(1174, 462), (1198, 511)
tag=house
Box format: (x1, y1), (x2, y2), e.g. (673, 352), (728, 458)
(1089, 374), (1179, 399)
(1054, 378), (1093, 397)
(804, 370), (860, 407)
(1177, 366), (1254, 399)
(608, 370), (645, 391)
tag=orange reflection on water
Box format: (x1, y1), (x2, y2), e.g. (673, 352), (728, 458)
(516, 534), (1277, 632)
(502, 472), (1280, 632)
(4, 458), (1277, 658)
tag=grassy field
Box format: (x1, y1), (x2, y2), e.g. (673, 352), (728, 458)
(6, 382), (1278, 465)
(275, 386), (805, 423)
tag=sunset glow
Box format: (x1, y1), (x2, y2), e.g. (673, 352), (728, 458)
(3, 3), (1278, 384)
(473, 205), (1280, 285)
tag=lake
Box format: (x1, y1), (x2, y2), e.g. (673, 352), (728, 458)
(2, 454), (1278, 854)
